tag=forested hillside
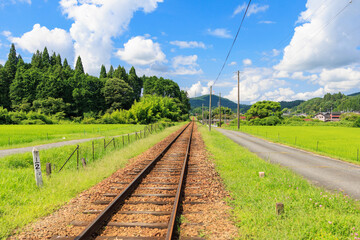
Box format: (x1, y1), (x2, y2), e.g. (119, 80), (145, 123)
(291, 92), (360, 114)
(0, 44), (190, 123)
(190, 94), (251, 113)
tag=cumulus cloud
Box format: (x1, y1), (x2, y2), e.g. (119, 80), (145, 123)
(233, 3), (269, 17)
(243, 58), (252, 66)
(225, 67), (286, 102)
(170, 40), (206, 49)
(116, 36), (166, 66)
(228, 61), (237, 66)
(319, 67), (360, 92)
(171, 55), (203, 75)
(276, 0), (360, 72)
(8, 24), (73, 60)
(207, 28), (232, 39)
(186, 81), (212, 98)
(59, 0), (163, 75)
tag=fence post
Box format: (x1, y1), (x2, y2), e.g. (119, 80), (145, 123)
(357, 148), (359, 161)
(81, 158), (87, 168)
(92, 141), (95, 161)
(122, 135), (124, 146)
(77, 145), (79, 170)
(46, 163), (52, 176)
(316, 141), (319, 151)
(104, 139), (106, 150)
(113, 138), (116, 149)
(32, 148), (43, 187)
(140, 130), (142, 139)
(128, 133), (130, 143)
(295, 136), (297, 145)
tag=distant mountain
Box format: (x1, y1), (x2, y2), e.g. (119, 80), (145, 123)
(190, 95), (250, 113)
(348, 92), (360, 97)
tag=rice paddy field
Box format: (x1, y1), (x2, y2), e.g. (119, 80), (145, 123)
(0, 124), (146, 149)
(0, 123), (182, 239)
(226, 125), (360, 164)
(199, 124), (360, 239)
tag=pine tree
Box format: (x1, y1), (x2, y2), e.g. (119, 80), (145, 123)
(108, 65), (114, 78)
(4, 43), (18, 80)
(63, 58), (69, 68)
(50, 52), (57, 66)
(75, 56), (85, 74)
(31, 50), (42, 68)
(56, 54), (62, 66)
(100, 65), (107, 78)
(42, 47), (50, 68)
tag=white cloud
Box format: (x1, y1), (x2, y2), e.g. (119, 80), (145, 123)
(187, 81), (211, 98)
(273, 71), (289, 78)
(59, 0), (163, 75)
(319, 67), (360, 92)
(291, 71), (318, 81)
(233, 3), (269, 17)
(228, 61), (237, 66)
(0, 0), (31, 7)
(259, 20), (275, 24)
(8, 24), (73, 61)
(2, 31), (11, 37)
(225, 67), (286, 103)
(276, 0), (360, 72)
(170, 40), (206, 49)
(243, 58), (252, 66)
(207, 28), (232, 39)
(116, 36), (166, 66)
(0, 59), (5, 65)
(171, 55), (203, 75)
(263, 88), (295, 102)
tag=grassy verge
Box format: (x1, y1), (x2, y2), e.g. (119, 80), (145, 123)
(199, 124), (360, 239)
(225, 125), (360, 164)
(0, 124), (147, 150)
(0, 123), (185, 239)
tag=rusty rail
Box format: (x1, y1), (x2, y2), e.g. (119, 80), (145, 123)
(73, 122), (193, 240)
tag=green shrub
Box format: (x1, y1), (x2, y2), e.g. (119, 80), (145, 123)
(353, 118), (360, 128)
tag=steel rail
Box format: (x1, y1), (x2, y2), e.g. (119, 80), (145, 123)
(165, 121), (194, 239)
(74, 122), (192, 240)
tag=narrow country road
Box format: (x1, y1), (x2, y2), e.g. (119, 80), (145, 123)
(217, 128), (360, 199)
(0, 133), (135, 158)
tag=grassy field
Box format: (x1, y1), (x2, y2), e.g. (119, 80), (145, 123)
(0, 123), (183, 239)
(0, 124), (147, 149)
(225, 125), (360, 164)
(199, 124), (360, 239)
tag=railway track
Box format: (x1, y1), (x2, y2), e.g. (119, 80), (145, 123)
(51, 121), (201, 240)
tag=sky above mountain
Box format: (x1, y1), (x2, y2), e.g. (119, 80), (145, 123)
(0, 0), (359, 104)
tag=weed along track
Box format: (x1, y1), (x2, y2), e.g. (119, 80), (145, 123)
(49, 121), (198, 240)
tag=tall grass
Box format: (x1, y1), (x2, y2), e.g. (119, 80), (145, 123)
(226, 125), (360, 164)
(199, 124), (360, 239)
(0, 124), (146, 149)
(0, 123), (183, 239)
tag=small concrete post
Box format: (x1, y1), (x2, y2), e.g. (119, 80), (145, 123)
(276, 202), (284, 215)
(32, 148), (43, 187)
(259, 172), (265, 178)
(46, 163), (52, 176)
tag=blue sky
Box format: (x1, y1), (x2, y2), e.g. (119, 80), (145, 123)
(0, 0), (359, 104)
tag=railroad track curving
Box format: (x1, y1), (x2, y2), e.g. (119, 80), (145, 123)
(52, 121), (201, 240)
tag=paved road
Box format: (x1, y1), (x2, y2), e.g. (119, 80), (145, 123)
(217, 128), (360, 199)
(0, 132), (136, 158)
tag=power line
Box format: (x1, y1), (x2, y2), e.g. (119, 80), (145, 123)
(212, 0), (252, 87)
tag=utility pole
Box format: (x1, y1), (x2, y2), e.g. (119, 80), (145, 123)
(209, 86), (212, 131)
(202, 104), (204, 125)
(237, 71), (240, 130)
(219, 92), (222, 127)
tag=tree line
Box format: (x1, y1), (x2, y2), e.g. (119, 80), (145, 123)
(0, 44), (190, 124)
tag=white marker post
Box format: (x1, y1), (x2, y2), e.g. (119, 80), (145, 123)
(32, 148), (43, 187)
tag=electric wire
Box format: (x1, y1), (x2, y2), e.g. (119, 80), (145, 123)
(212, 0), (252, 87)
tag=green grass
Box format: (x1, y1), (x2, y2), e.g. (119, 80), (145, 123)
(0, 123), (184, 239)
(199, 124), (360, 239)
(225, 125), (360, 164)
(0, 124), (147, 149)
